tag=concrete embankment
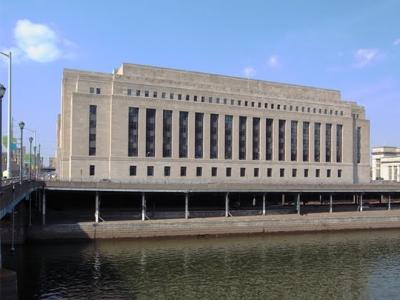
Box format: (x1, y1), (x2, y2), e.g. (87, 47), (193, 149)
(27, 210), (400, 241)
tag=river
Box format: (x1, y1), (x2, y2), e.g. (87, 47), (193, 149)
(4, 229), (400, 299)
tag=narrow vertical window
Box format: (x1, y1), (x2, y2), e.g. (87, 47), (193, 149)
(225, 115), (233, 159)
(291, 121), (297, 161)
(129, 165), (136, 176)
(357, 126), (361, 163)
(326, 123), (332, 162)
(239, 116), (247, 160)
(179, 112), (188, 158)
(210, 114), (218, 159)
(89, 105), (97, 156)
(253, 118), (260, 160)
(146, 109), (156, 157)
(195, 113), (204, 158)
(163, 110), (173, 157)
(266, 119), (273, 160)
(128, 107), (139, 157)
(278, 120), (285, 161)
(303, 122), (309, 162)
(89, 165), (95, 176)
(314, 122), (321, 162)
(336, 124), (342, 163)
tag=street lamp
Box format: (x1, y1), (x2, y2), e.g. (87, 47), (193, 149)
(29, 137), (33, 180)
(33, 145), (37, 180)
(19, 121), (24, 184)
(0, 51), (12, 178)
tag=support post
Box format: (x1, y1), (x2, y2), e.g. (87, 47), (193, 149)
(185, 193), (189, 219)
(11, 208), (15, 252)
(380, 194), (383, 205)
(319, 194), (322, 205)
(281, 194), (285, 206)
(225, 192), (230, 217)
(360, 194), (363, 212)
(329, 194), (333, 213)
(296, 193), (301, 215)
(141, 192), (146, 221)
(353, 194), (356, 204)
(388, 194), (391, 211)
(262, 193), (266, 216)
(95, 192), (99, 223)
(42, 189), (46, 225)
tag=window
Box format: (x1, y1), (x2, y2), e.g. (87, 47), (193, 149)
(194, 95), (198, 101)
(224, 98), (227, 104)
(239, 116), (247, 160)
(89, 87), (95, 94)
(240, 168), (246, 177)
(96, 88), (101, 95)
(267, 168), (272, 177)
(316, 169), (320, 178)
(231, 99), (235, 105)
(327, 169), (331, 178)
(291, 121), (298, 161)
(211, 167), (217, 177)
(147, 166), (154, 176)
(226, 167), (232, 177)
(277, 104), (280, 110)
(338, 169), (342, 178)
(253, 118), (260, 160)
(127, 88), (132, 96)
(314, 123), (321, 162)
(179, 112), (188, 158)
(304, 169), (309, 178)
(201, 96), (205, 102)
(216, 98), (220, 104)
(89, 105), (97, 156)
(336, 124), (343, 163)
(153, 91), (157, 98)
(129, 165), (136, 176)
(326, 124), (332, 162)
(146, 109), (156, 157)
(128, 107), (139, 157)
(280, 168), (285, 177)
(89, 165), (95, 176)
(225, 115), (233, 159)
(244, 101), (248, 106)
(264, 103), (268, 108)
(169, 93), (174, 99)
(279, 120), (286, 161)
(208, 97), (212, 103)
(136, 90), (141, 96)
(145, 90), (149, 97)
(210, 114), (219, 159)
(254, 168), (259, 177)
(292, 168), (297, 177)
(271, 104), (274, 109)
(164, 166), (171, 176)
(303, 122), (309, 162)
(162, 92), (166, 98)
(195, 113), (204, 158)
(196, 167), (202, 177)
(186, 94), (190, 101)
(178, 94), (182, 100)
(251, 101), (254, 107)
(258, 102), (261, 108)
(180, 166), (187, 177)
(266, 119), (273, 160)
(163, 110), (173, 157)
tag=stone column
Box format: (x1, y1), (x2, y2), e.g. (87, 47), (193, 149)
(232, 115), (239, 160)
(204, 113), (210, 160)
(188, 111), (195, 159)
(172, 109), (179, 159)
(155, 109), (163, 159)
(218, 114), (224, 160)
(273, 118), (279, 161)
(246, 117), (252, 161)
(138, 108), (147, 158)
(260, 117), (266, 161)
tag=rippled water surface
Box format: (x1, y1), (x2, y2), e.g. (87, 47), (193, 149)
(5, 230), (400, 299)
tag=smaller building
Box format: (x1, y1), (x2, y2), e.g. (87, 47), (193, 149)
(372, 147), (400, 181)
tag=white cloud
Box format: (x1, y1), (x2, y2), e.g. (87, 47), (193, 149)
(243, 66), (256, 78)
(394, 38), (400, 46)
(353, 48), (380, 68)
(6, 19), (75, 63)
(267, 55), (279, 68)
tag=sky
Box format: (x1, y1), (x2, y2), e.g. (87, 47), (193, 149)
(0, 0), (400, 163)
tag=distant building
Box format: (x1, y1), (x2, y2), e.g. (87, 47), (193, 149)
(56, 63), (370, 183)
(372, 147), (400, 181)
(49, 157), (56, 169)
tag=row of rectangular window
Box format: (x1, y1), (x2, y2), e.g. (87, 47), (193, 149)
(123, 88), (345, 117)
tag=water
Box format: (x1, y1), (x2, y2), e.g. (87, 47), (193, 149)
(4, 230), (400, 299)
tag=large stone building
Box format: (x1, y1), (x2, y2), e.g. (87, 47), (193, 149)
(372, 147), (400, 181)
(56, 63), (370, 184)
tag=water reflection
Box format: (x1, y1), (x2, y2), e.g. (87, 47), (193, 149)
(6, 230), (400, 299)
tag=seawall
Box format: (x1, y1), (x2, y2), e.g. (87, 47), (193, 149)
(27, 210), (400, 241)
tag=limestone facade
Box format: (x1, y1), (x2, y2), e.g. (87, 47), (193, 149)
(56, 63), (370, 184)
(372, 147), (400, 181)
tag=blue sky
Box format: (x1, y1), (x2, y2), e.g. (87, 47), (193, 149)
(1, 0), (400, 161)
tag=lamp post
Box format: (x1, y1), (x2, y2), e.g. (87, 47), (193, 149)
(0, 83), (4, 269)
(0, 51), (12, 178)
(19, 121), (24, 184)
(29, 137), (33, 180)
(33, 145), (37, 180)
